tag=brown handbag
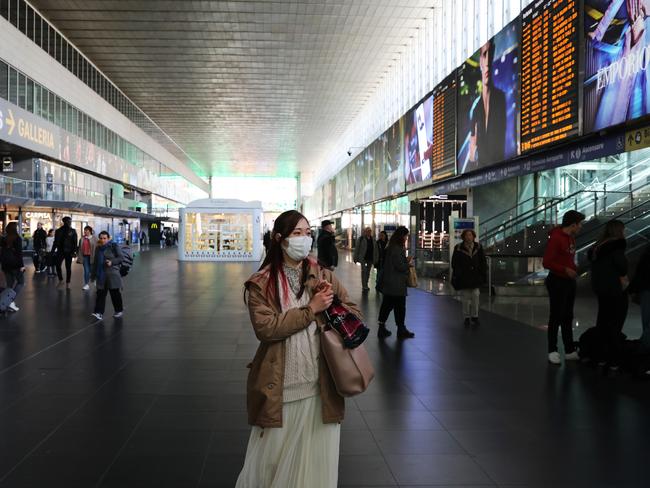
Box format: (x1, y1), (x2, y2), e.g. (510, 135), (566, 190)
(407, 266), (418, 288)
(320, 325), (374, 397)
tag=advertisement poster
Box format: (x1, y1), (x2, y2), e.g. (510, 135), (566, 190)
(362, 145), (375, 203)
(457, 19), (520, 174)
(584, 0), (650, 132)
(373, 137), (388, 201)
(386, 118), (405, 195)
(404, 95), (433, 187)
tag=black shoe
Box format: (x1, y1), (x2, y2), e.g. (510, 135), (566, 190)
(471, 317), (480, 325)
(464, 318), (471, 326)
(377, 324), (392, 339)
(397, 327), (415, 339)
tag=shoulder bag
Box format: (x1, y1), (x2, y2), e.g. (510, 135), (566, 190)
(407, 266), (418, 288)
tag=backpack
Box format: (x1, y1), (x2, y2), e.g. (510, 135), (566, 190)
(112, 243), (134, 277)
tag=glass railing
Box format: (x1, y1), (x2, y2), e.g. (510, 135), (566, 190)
(0, 175), (146, 213)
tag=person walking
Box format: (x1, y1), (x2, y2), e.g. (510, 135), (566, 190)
(52, 217), (78, 289)
(236, 210), (360, 488)
(542, 210), (585, 365)
(0, 222), (25, 312)
(32, 222), (47, 273)
(629, 245), (650, 352)
(91, 231), (124, 320)
(353, 227), (379, 291)
(376, 226), (415, 339)
(376, 230), (388, 272)
(587, 220), (629, 370)
(317, 220), (338, 270)
(77, 226), (97, 291)
(451, 229), (487, 326)
(45, 229), (55, 276)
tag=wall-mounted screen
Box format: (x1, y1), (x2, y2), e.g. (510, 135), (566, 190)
(457, 19), (520, 174)
(404, 95), (433, 188)
(520, 0), (580, 152)
(362, 145), (375, 203)
(387, 118), (405, 195)
(373, 138), (388, 200)
(584, 0), (650, 132)
(431, 73), (458, 181)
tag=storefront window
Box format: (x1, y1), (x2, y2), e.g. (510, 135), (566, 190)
(183, 212), (253, 258)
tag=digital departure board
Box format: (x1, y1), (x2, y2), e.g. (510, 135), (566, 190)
(431, 73), (457, 181)
(520, 0), (580, 152)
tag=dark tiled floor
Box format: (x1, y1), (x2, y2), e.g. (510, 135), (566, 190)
(0, 248), (649, 487)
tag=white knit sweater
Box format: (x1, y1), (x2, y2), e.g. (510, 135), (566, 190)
(280, 266), (320, 403)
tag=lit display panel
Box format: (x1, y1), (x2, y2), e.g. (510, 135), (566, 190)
(404, 95), (434, 188)
(457, 19), (520, 174)
(584, 0), (650, 133)
(431, 73), (457, 181)
(520, 0), (580, 152)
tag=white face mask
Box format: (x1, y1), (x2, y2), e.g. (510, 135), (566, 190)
(284, 235), (313, 261)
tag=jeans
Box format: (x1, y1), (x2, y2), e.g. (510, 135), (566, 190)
(82, 255), (91, 285)
(595, 293), (628, 365)
(4, 269), (24, 298)
(32, 250), (41, 271)
(545, 274), (576, 354)
(56, 253), (74, 283)
(378, 294), (406, 328)
(94, 288), (123, 314)
(459, 288), (480, 318)
(361, 261), (373, 289)
(640, 290), (650, 349)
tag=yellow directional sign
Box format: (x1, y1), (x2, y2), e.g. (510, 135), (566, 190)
(5, 109), (14, 135)
(625, 127), (650, 152)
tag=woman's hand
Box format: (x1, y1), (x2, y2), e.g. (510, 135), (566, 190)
(309, 287), (334, 314)
(105, 260), (112, 267)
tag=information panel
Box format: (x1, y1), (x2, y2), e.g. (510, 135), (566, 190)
(431, 73), (457, 181)
(520, 0), (580, 152)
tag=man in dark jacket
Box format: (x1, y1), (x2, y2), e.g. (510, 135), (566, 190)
(317, 220), (338, 270)
(52, 217), (78, 289)
(542, 210), (585, 365)
(32, 222), (47, 273)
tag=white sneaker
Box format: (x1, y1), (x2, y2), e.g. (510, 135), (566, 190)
(548, 352), (561, 364)
(565, 351), (580, 361)
(91, 312), (103, 320)
(113, 311), (123, 318)
(8, 302), (19, 312)
(82, 284), (90, 290)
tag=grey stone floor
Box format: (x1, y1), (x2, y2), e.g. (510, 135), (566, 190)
(0, 247), (649, 487)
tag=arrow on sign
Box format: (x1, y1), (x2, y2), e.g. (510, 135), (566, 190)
(5, 109), (15, 136)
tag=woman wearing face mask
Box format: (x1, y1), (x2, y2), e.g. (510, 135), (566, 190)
(236, 210), (361, 488)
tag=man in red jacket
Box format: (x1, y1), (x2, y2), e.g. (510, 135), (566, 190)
(543, 210), (585, 365)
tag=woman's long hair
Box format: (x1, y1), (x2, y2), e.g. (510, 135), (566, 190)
(5, 222), (18, 247)
(595, 219), (625, 247)
(387, 226), (409, 249)
(247, 210), (313, 308)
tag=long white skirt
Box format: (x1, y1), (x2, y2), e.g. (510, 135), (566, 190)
(235, 395), (340, 488)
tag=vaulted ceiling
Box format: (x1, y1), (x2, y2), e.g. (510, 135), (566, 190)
(30, 0), (433, 180)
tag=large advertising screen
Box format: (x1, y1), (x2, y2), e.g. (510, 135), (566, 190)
(386, 118), (405, 195)
(584, 0), (650, 132)
(404, 95), (433, 188)
(520, 0), (580, 152)
(457, 19), (520, 175)
(373, 137), (388, 200)
(431, 73), (457, 181)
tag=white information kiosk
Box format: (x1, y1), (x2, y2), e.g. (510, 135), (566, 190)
(179, 199), (263, 262)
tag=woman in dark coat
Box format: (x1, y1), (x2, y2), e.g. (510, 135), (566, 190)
(587, 219), (628, 369)
(451, 229), (487, 326)
(91, 231), (124, 320)
(1, 222), (24, 312)
(376, 226), (415, 339)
